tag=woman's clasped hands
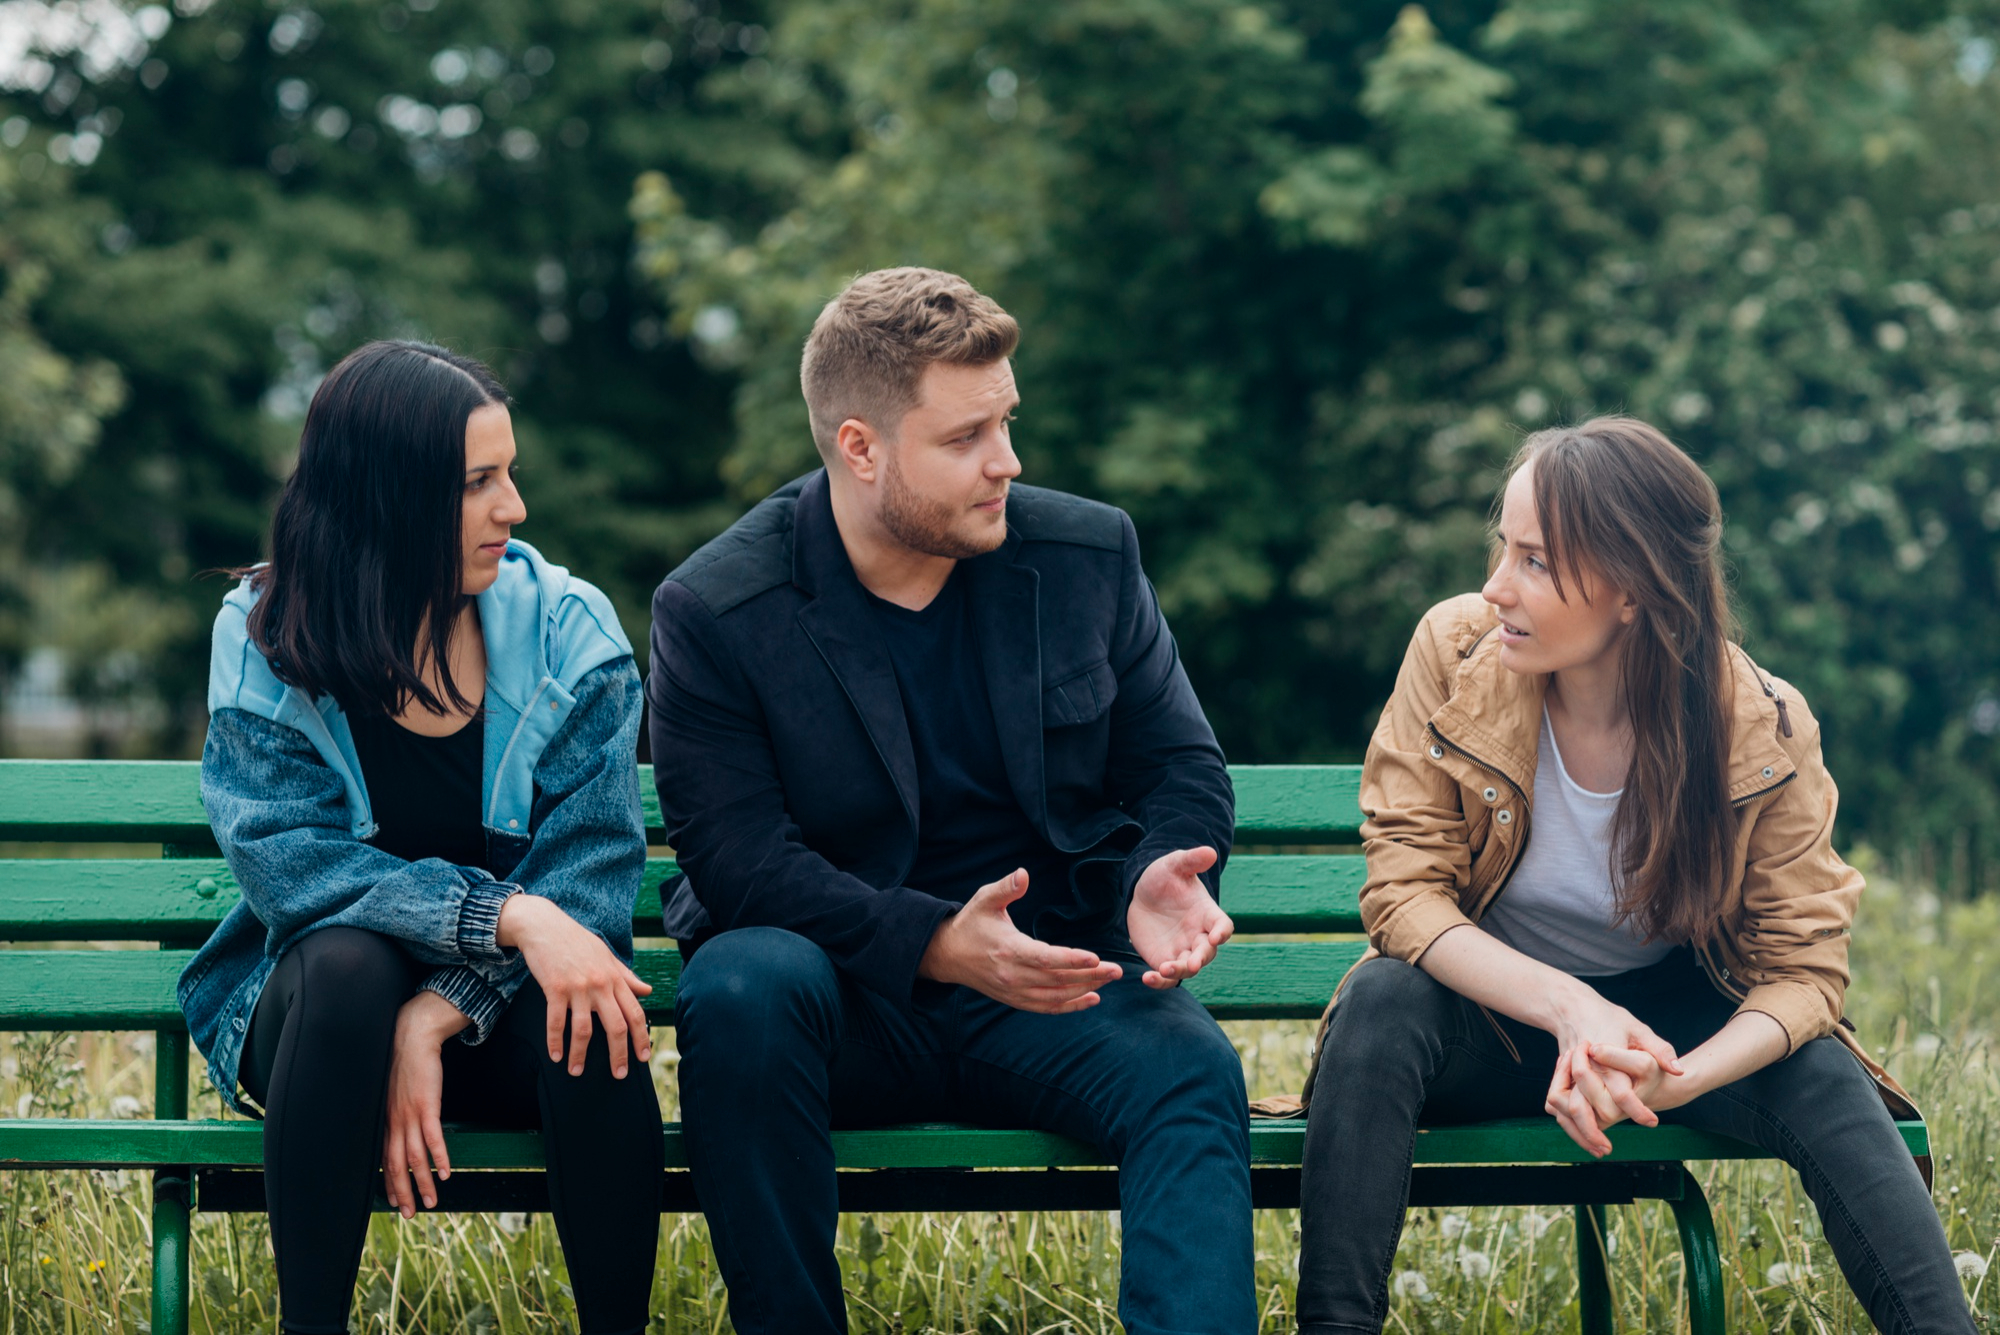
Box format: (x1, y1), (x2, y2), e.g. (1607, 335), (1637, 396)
(1543, 993), (1687, 1158)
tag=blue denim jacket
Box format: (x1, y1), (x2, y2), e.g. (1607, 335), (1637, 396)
(178, 539), (646, 1109)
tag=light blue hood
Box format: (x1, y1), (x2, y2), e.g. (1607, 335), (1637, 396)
(208, 538), (632, 838)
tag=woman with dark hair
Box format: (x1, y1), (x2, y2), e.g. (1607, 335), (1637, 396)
(1295, 417), (1971, 1334)
(178, 340), (662, 1335)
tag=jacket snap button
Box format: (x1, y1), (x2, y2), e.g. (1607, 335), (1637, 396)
(1482, 786), (1498, 803)
(1428, 745), (1444, 760)
(1496, 809), (1512, 825)
(550, 701), (559, 711)
(508, 819), (520, 829)
(1761, 766), (1774, 779)
(232, 1018), (245, 1032)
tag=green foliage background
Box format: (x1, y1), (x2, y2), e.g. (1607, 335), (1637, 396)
(5, 0), (2000, 880)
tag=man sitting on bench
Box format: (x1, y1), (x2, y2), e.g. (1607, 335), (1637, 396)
(648, 266), (1252, 1335)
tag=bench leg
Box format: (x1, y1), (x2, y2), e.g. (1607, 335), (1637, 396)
(1575, 1202), (1613, 1335)
(153, 1170), (191, 1335)
(1666, 1168), (1725, 1335)
(153, 1029), (190, 1335)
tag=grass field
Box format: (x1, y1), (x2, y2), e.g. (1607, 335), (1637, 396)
(0, 850), (1993, 1332)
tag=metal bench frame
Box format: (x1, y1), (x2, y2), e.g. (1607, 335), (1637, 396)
(0, 760), (1926, 1334)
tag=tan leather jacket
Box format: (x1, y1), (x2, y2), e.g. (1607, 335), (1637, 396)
(1290, 593), (1918, 1137)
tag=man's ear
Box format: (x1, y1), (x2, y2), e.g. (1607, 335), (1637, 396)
(834, 418), (883, 484)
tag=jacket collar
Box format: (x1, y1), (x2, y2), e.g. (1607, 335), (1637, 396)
(789, 470), (1048, 838)
(1427, 603), (1797, 802)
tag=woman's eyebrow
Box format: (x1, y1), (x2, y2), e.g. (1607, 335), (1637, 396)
(464, 463), (500, 477)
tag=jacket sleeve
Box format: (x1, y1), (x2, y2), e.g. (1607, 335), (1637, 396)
(424, 658), (650, 1042)
(648, 580), (955, 1003)
(1358, 607), (1480, 962)
(1103, 511), (1235, 904)
(201, 706), (519, 987)
(1729, 703), (1861, 1054)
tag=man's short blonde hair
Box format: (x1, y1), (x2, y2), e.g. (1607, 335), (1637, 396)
(800, 267), (1019, 458)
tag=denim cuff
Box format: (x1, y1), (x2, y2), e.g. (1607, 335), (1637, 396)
(421, 967), (508, 1045)
(456, 878), (520, 963)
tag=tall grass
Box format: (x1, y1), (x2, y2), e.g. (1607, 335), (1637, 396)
(0, 852), (1993, 1332)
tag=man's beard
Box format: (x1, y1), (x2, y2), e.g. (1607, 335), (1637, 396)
(879, 449), (1006, 560)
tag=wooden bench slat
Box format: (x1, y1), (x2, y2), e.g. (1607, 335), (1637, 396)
(1221, 856), (1362, 932)
(0, 761), (1366, 847)
(0, 854), (1366, 939)
(0, 1116), (1929, 1171)
(0, 941), (1365, 1029)
(0, 951), (193, 1029)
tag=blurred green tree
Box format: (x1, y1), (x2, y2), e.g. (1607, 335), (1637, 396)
(633, 0), (2000, 884)
(6, 0), (2000, 879)
(0, 0), (757, 743)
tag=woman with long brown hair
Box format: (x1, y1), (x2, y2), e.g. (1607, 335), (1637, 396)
(1296, 417), (1971, 1333)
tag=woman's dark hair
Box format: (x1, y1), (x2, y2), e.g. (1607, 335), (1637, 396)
(1499, 415), (1740, 945)
(245, 339), (510, 718)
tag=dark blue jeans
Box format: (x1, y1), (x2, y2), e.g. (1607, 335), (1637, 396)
(675, 926), (1256, 1335)
(1298, 949), (1973, 1335)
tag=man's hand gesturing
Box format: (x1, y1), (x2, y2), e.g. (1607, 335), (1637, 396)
(1128, 846), (1232, 989)
(919, 869), (1124, 1012)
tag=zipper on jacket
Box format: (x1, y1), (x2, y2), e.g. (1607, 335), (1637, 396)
(1761, 676), (1794, 739)
(1426, 722), (1533, 913)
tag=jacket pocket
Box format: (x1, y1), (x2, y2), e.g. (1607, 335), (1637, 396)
(1042, 661), (1116, 727)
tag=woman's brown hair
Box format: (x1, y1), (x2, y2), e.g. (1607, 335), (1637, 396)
(1502, 415), (1739, 944)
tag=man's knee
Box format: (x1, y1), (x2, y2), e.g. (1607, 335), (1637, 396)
(676, 928), (841, 1052)
(1110, 995), (1249, 1136)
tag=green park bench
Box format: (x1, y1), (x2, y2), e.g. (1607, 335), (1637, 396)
(0, 758), (1927, 1334)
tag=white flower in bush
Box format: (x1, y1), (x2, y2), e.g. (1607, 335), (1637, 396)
(1457, 1248), (1494, 1280)
(1439, 1212), (1468, 1240)
(495, 1212), (528, 1237)
(1391, 1269), (1432, 1300)
(1954, 1251), (1989, 1281)
(1766, 1261), (1798, 1286)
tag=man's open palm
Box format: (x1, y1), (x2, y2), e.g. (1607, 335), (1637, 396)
(1128, 846), (1232, 989)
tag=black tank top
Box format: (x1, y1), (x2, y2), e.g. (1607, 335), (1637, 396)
(348, 711), (489, 872)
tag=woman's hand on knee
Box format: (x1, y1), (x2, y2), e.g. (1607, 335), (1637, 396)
(383, 991), (467, 1218)
(500, 894), (652, 1078)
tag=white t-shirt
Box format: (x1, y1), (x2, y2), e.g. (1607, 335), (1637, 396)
(1479, 708), (1674, 977)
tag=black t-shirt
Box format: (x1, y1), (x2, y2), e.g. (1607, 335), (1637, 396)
(348, 710), (490, 873)
(866, 569), (1073, 925)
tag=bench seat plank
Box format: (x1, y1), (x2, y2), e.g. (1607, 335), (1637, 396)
(0, 1117), (1927, 1171)
(0, 855), (1367, 940)
(0, 762), (1366, 847)
(0, 942), (1368, 1029)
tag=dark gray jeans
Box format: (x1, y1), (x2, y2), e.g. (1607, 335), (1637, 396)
(1298, 948), (1972, 1335)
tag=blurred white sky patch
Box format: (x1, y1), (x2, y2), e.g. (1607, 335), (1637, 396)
(0, 0), (167, 92)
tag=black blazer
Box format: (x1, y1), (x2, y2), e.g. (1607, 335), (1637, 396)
(647, 470), (1234, 1003)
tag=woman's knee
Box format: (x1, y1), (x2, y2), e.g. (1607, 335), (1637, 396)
(1330, 958), (1456, 1045)
(293, 926), (411, 992)
(285, 927), (412, 1035)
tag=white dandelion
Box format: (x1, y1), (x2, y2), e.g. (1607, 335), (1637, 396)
(1439, 1212), (1468, 1240)
(1392, 1269), (1432, 1300)
(1954, 1251), (1989, 1281)
(1457, 1248), (1494, 1280)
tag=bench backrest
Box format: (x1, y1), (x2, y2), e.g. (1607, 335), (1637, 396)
(0, 760), (1368, 1027)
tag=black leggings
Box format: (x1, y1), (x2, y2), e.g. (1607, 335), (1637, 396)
(239, 926), (664, 1335)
